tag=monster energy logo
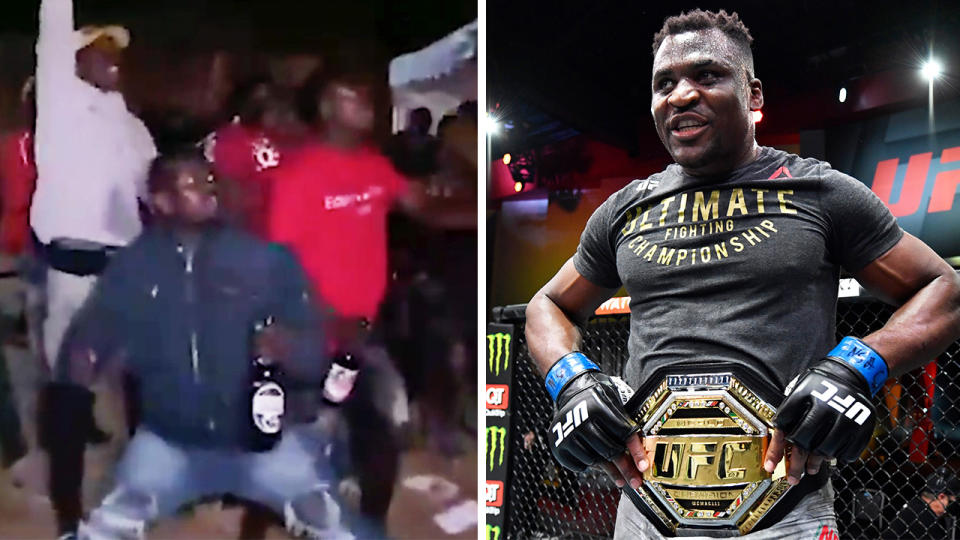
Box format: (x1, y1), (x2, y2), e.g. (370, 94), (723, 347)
(486, 426), (507, 471)
(486, 524), (501, 540)
(487, 332), (511, 376)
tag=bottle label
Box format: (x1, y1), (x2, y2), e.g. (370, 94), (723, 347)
(252, 382), (285, 434)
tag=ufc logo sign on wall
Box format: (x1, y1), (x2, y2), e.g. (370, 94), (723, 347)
(552, 400), (589, 446)
(871, 146), (960, 217)
(486, 385), (509, 410)
(810, 381), (871, 425)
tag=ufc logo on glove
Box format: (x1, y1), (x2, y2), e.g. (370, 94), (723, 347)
(809, 381), (872, 425)
(552, 400), (589, 446)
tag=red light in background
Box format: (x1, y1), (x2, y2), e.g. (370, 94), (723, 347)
(514, 181), (523, 192)
(752, 110), (763, 123)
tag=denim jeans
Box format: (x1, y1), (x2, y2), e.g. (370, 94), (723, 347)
(83, 424), (342, 537)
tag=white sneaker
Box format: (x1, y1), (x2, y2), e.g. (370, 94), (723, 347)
(284, 495), (354, 540)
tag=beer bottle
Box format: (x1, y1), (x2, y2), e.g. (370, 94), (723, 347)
(323, 352), (360, 405)
(250, 316), (284, 451)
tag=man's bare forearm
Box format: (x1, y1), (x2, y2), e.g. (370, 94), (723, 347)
(524, 292), (586, 376)
(525, 259), (619, 377)
(863, 271), (960, 377)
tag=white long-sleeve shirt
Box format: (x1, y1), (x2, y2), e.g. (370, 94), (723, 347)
(31, 0), (156, 246)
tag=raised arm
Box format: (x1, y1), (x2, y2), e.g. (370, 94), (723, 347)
(35, 0), (79, 167)
(34, 0), (85, 179)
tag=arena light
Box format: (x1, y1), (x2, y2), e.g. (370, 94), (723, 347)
(751, 110), (763, 123)
(514, 181), (523, 192)
(503, 153), (512, 165)
(485, 112), (500, 135)
(838, 87), (847, 103)
(921, 58), (943, 81)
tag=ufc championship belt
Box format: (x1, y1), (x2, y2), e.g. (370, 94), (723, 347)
(623, 363), (827, 537)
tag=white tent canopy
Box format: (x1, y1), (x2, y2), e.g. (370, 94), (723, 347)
(389, 20), (477, 133)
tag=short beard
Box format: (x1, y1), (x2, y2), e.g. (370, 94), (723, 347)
(671, 137), (726, 173)
(669, 121), (753, 176)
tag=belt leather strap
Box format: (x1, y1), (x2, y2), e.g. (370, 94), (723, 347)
(623, 464), (829, 537)
(44, 241), (119, 277)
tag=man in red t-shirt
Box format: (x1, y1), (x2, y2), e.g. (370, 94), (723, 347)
(266, 71), (474, 534)
(268, 73), (473, 340)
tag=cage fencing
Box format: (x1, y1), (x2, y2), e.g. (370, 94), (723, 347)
(487, 296), (960, 539)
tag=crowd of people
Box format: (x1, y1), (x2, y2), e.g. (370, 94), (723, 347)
(0, 0), (477, 538)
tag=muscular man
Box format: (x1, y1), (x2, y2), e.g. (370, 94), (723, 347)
(524, 9), (960, 538)
(31, 0), (156, 534)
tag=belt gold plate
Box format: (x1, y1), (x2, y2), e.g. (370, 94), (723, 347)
(643, 434), (769, 486)
(630, 373), (791, 535)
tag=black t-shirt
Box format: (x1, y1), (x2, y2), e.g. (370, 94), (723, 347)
(883, 498), (956, 539)
(573, 146), (903, 391)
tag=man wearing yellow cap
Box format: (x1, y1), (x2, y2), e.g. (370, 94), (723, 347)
(30, 0), (156, 537)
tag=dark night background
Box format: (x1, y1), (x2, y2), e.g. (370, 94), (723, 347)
(0, 0), (476, 133)
(488, 0), (960, 158)
(0, 0), (475, 54)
